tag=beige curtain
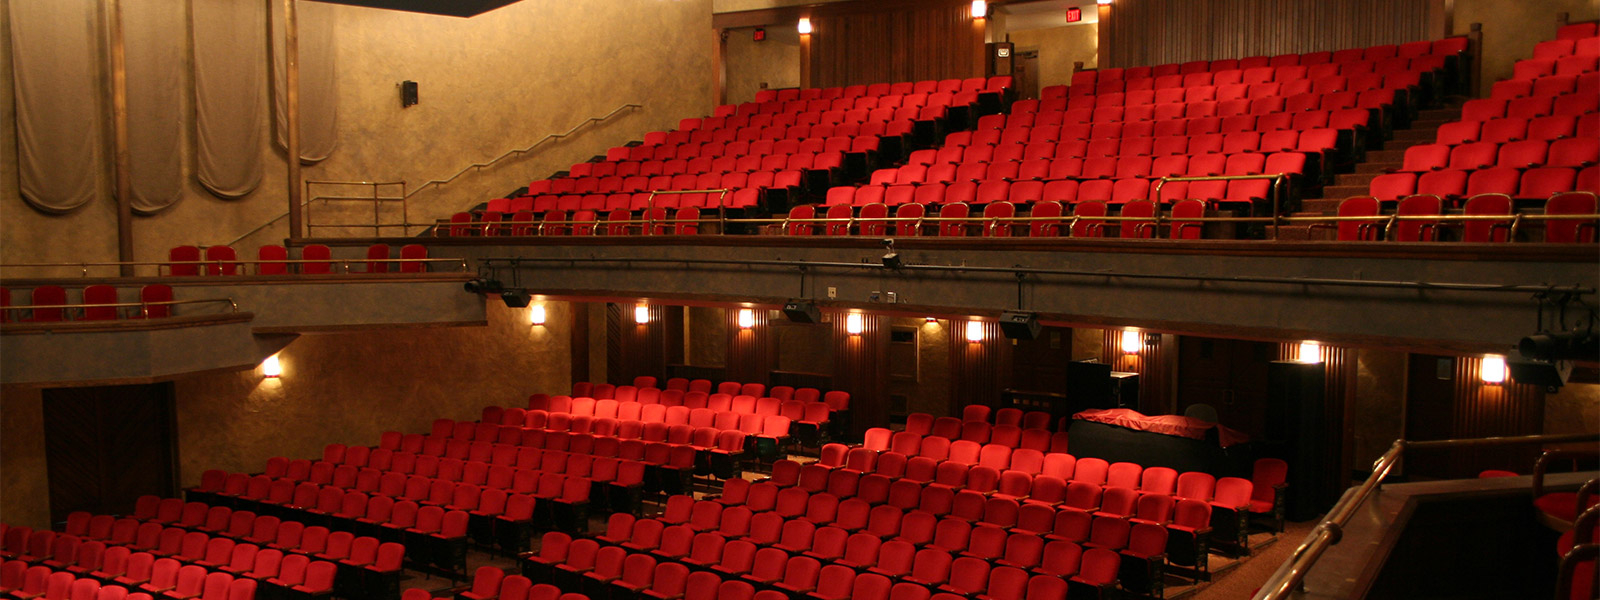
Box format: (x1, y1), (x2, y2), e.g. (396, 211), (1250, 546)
(125, 0), (186, 214)
(193, 0), (266, 199)
(9, 0), (103, 214)
(271, 0), (338, 164)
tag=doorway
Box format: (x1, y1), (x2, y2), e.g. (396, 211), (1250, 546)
(1015, 50), (1041, 100)
(43, 383), (178, 524)
(1175, 338), (1275, 438)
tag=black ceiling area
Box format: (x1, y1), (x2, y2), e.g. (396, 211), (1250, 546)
(309, 0), (523, 18)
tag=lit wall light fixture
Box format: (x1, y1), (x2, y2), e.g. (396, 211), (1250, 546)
(797, 17), (812, 34)
(530, 304), (546, 326)
(970, 1), (987, 18)
(966, 320), (985, 343)
(1298, 340), (1322, 364)
(846, 313), (864, 335)
(1481, 355), (1507, 385)
(262, 354), (282, 378)
(634, 305), (650, 325)
(1120, 330), (1141, 354)
(926, 316), (938, 324)
(1097, 0), (1113, 5)
(738, 308), (754, 329)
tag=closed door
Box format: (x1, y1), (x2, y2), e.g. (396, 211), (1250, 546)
(1176, 338), (1274, 438)
(1010, 326), (1072, 394)
(43, 383), (177, 524)
(1016, 50), (1041, 100)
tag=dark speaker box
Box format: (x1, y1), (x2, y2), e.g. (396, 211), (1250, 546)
(999, 311), (1041, 340)
(782, 300), (821, 324)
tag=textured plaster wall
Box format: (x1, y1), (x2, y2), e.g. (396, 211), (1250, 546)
(687, 307), (728, 367)
(1544, 382), (1600, 437)
(169, 300), (572, 488)
(1353, 349), (1408, 472)
(725, 26), (801, 106)
(0, 386), (49, 528)
(1004, 24), (1098, 92)
(893, 318), (951, 417)
(1454, 0), (1599, 95)
(1, 0), (714, 271)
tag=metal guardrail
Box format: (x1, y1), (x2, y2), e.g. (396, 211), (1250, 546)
(1253, 432), (1600, 600)
(0, 258), (468, 279)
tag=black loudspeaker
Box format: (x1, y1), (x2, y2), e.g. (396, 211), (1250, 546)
(1266, 360), (1328, 522)
(782, 300), (821, 324)
(400, 81), (418, 108)
(1065, 361), (1116, 412)
(998, 311), (1041, 340)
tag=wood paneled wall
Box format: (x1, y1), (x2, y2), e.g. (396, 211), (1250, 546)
(808, 0), (985, 88)
(1103, 0), (1442, 68)
(1277, 342), (1358, 490)
(831, 311), (889, 436)
(949, 320), (1010, 417)
(725, 308), (772, 385)
(1098, 329), (1174, 415)
(1447, 356), (1547, 476)
(607, 303), (668, 386)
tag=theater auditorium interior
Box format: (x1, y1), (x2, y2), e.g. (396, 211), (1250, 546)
(2, 0), (1599, 599)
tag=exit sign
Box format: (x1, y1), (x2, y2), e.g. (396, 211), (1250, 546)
(1066, 6), (1082, 21)
(753, 28), (766, 41)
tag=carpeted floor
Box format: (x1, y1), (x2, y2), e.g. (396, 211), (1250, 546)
(1188, 519), (1316, 600)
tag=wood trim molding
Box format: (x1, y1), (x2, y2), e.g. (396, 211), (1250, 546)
(0, 273), (474, 289)
(0, 312), (255, 335)
(251, 320), (487, 335)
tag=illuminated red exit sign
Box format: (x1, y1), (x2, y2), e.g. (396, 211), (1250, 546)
(1066, 6), (1082, 22)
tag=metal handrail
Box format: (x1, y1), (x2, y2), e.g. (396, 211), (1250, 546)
(229, 103), (641, 244)
(1254, 431), (1600, 600)
(1, 298), (239, 320)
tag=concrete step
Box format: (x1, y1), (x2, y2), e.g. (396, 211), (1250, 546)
(1356, 162), (1402, 175)
(1320, 184), (1370, 199)
(1300, 198), (1347, 213)
(1336, 172), (1381, 187)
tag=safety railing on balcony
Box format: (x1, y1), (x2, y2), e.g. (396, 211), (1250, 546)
(0, 258), (469, 279)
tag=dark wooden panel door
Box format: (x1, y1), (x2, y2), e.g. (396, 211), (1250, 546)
(1010, 327), (1072, 395)
(1176, 338), (1274, 439)
(43, 383), (177, 524)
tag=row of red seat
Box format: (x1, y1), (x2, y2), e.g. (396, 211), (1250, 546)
(779, 199), (1205, 240)
(557, 152), (847, 193)
(1056, 37), (1469, 90)
(1400, 139), (1598, 174)
(1330, 193), (1597, 243)
(1370, 166), (1597, 202)
(1512, 53), (1600, 81)
(0, 284), (173, 323)
(1461, 92), (1598, 122)
(581, 136), (880, 176)
(859, 152), (1308, 197)
(586, 511), (1118, 600)
(571, 379), (850, 410)
(450, 567), (576, 600)
(1046, 75), (1422, 116)
(1491, 71), (1600, 100)
(0, 557), (255, 600)
(976, 103), (1379, 138)
(1435, 114), (1598, 145)
(745, 77), (1014, 108)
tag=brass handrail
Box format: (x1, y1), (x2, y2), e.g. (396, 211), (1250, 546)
(232, 103), (641, 243)
(1254, 431), (1600, 600)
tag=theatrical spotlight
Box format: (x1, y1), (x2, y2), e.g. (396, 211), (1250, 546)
(1511, 329), (1597, 390)
(500, 290), (532, 308)
(464, 278), (504, 295)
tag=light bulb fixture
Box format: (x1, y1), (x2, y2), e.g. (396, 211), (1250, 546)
(966, 320), (984, 343)
(530, 304), (546, 326)
(1298, 340), (1322, 364)
(926, 316), (938, 324)
(1097, 0), (1113, 5)
(634, 305), (650, 325)
(262, 354), (282, 378)
(970, 0), (987, 18)
(1481, 355), (1507, 385)
(1120, 329), (1141, 354)
(738, 308), (754, 330)
(846, 313), (864, 335)
(797, 17), (812, 35)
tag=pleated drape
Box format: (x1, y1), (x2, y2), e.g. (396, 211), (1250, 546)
(192, 0), (266, 199)
(125, 0), (186, 214)
(9, 0), (103, 213)
(271, 0), (338, 164)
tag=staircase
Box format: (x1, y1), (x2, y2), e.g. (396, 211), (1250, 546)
(1298, 100), (1466, 215)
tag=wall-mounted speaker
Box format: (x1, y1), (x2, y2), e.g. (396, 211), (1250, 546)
(782, 300), (821, 324)
(999, 311), (1041, 340)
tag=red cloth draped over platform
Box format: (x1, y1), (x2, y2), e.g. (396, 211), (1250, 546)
(1073, 408), (1250, 448)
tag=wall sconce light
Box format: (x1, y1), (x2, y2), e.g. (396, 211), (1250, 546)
(634, 305), (650, 325)
(925, 316), (938, 324)
(1097, 0), (1113, 5)
(1119, 329), (1141, 354)
(970, 0), (987, 18)
(1481, 354), (1507, 385)
(966, 320), (985, 343)
(738, 308), (755, 330)
(1298, 340), (1322, 364)
(797, 18), (812, 35)
(262, 354), (282, 378)
(530, 304), (546, 326)
(846, 313), (864, 335)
